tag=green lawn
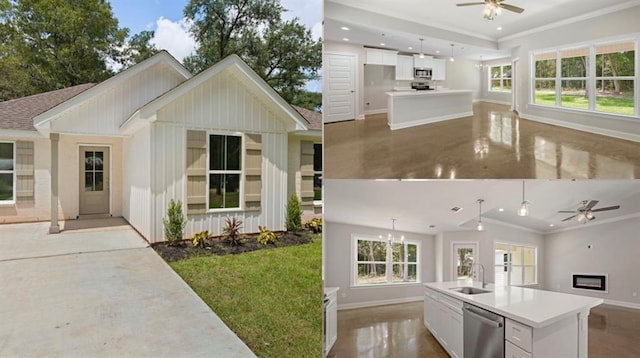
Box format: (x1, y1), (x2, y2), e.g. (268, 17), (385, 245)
(170, 238), (322, 358)
(534, 93), (634, 115)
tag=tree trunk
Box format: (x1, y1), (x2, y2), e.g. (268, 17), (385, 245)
(606, 54), (621, 94)
(369, 241), (376, 276)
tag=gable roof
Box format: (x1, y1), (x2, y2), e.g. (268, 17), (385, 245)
(293, 105), (322, 130)
(121, 54), (311, 133)
(0, 84), (95, 131)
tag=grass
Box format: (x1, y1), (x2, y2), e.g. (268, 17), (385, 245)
(534, 93), (634, 115)
(170, 236), (322, 358)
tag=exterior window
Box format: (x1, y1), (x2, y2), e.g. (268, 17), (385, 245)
(209, 134), (241, 209)
(534, 52), (557, 106)
(489, 64), (512, 92)
(494, 243), (537, 287)
(313, 143), (322, 201)
(595, 42), (635, 115)
(353, 235), (420, 286)
(0, 142), (15, 203)
(560, 48), (589, 110)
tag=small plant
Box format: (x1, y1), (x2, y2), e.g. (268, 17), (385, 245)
(223, 217), (243, 246)
(285, 194), (302, 232)
(191, 230), (210, 248)
(257, 226), (278, 245)
(163, 199), (186, 246)
(305, 217), (322, 234)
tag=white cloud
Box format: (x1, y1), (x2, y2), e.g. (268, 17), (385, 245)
(311, 21), (322, 41)
(150, 17), (197, 62)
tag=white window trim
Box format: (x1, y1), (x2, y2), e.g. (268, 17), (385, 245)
(0, 141), (16, 205)
(489, 64), (512, 93)
(206, 132), (244, 213)
(350, 234), (422, 288)
(313, 142), (322, 206)
(530, 35), (639, 118)
(494, 241), (538, 287)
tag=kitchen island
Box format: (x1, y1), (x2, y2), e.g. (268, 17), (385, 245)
(424, 281), (602, 358)
(386, 89), (473, 130)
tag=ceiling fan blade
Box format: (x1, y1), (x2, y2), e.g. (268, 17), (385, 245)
(456, 2), (488, 7)
(561, 214), (579, 222)
(558, 211), (577, 213)
(585, 200), (599, 210)
(591, 205), (621, 212)
(499, 3), (525, 13)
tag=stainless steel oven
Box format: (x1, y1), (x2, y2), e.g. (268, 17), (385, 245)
(414, 68), (432, 78)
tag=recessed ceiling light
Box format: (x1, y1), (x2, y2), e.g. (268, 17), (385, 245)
(497, 26), (503, 31)
(549, 224), (555, 227)
(380, 43), (385, 46)
(408, 46), (413, 50)
(341, 26), (350, 31)
(342, 38), (349, 41)
(498, 208), (504, 212)
(436, 50), (440, 54)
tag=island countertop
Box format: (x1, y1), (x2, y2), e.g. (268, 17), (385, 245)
(385, 89), (473, 97)
(425, 281), (603, 328)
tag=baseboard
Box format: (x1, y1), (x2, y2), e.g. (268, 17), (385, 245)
(356, 114), (365, 120)
(389, 111), (474, 130)
(477, 99), (512, 106)
(338, 296), (423, 311)
(603, 299), (640, 310)
(364, 109), (388, 115)
(520, 112), (640, 143)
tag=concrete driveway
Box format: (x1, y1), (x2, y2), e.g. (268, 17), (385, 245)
(0, 219), (255, 357)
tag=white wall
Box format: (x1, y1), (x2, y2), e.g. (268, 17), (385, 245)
(325, 221), (436, 308)
(364, 65), (395, 114)
(544, 216), (640, 307)
(122, 123), (152, 239)
(438, 58), (482, 101)
(479, 57), (513, 105)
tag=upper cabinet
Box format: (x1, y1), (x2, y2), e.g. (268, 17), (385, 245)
(432, 59), (446, 81)
(413, 54), (434, 69)
(366, 49), (398, 66)
(395, 55), (414, 81)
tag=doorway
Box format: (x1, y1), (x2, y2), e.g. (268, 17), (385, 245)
(79, 146), (110, 215)
(323, 52), (356, 123)
(512, 58), (519, 113)
(451, 242), (479, 281)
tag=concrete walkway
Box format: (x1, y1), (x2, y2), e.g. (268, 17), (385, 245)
(0, 220), (256, 357)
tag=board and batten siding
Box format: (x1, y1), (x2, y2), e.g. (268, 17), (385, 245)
(50, 63), (186, 136)
(122, 124), (152, 239)
(148, 71), (290, 242)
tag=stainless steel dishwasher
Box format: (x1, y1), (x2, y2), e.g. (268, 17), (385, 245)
(463, 303), (504, 358)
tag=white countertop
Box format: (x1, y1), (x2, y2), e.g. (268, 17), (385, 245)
(324, 287), (339, 296)
(425, 281), (603, 328)
(386, 89), (472, 97)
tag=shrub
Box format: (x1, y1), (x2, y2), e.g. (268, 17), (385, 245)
(163, 199), (186, 246)
(191, 230), (210, 248)
(223, 217), (243, 246)
(305, 217), (322, 234)
(257, 226), (278, 245)
(285, 194), (302, 232)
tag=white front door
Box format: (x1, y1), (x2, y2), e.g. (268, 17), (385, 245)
(452, 242), (479, 281)
(323, 52), (356, 123)
(79, 146), (110, 215)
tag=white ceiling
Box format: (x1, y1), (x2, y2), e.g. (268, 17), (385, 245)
(323, 180), (640, 235)
(324, 0), (639, 60)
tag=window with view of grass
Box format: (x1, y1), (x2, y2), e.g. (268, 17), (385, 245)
(490, 64), (512, 92)
(208, 134), (241, 210)
(353, 235), (420, 286)
(494, 243), (537, 287)
(313, 143), (322, 201)
(0, 142), (15, 203)
(532, 40), (636, 116)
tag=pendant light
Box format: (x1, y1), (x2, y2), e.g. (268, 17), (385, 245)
(518, 181), (530, 217)
(450, 44), (455, 62)
(387, 218), (405, 244)
(476, 199), (485, 232)
(419, 38), (425, 59)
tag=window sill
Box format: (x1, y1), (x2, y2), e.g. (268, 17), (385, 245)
(206, 208), (244, 214)
(0, 201), (16, 206)
(527, 103), (639, 122)
(488, 90), (512, 93)
(313, 200), (322, 207)
(350, 282), (422, 289)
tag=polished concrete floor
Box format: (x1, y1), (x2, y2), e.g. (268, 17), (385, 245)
(328, 301), (640, 358)
(324, 102), (640, 179)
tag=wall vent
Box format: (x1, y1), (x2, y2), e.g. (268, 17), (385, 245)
(451, 206), (463, 213)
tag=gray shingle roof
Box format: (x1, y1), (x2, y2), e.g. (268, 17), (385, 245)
(0, 83), (95, 131)
(292, 105), (322, 130)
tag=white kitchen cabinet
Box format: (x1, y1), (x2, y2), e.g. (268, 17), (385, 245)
(324, 288), (339, 356)
(395, 55), (414, 80)
(424, 288), (463, 358)
(432, 58), (446, 81)
(413, 54), (433, 69)
(366, 49), (398, 66)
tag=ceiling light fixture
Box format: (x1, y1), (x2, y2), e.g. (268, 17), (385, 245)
(450, 44), (455, 62)
(408, 46), (413, 50)
(436, 50), (440, 54)
(477, 199), (485, 231)
(483, 1), (501, 20)
(475, 55), (487, 71)
(380, 43), (386, 46)
(387, 218), (405, 244)
(341, 26), (350, 31)
(518, 181), (530, 217)
(497, 26), (503, 31)
(419, 38), (425, 59)
(342, 38), (349, 41)
(498, 208), (504, 212)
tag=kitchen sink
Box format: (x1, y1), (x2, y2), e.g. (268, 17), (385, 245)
(450, 286), (491, 295)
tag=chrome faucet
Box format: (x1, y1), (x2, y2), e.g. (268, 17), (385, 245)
(472, 263), (486, 288)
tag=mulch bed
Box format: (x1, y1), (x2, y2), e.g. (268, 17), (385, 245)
(153, 230), (316, 262)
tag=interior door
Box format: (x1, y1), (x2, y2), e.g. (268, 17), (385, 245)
(79, 146), (110, 215)
(324, 53), (356, 123)
(452, 242), (478, 281)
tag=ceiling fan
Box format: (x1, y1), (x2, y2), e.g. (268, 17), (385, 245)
(558, 200), (621, 223)
(456, 0), (524, 20)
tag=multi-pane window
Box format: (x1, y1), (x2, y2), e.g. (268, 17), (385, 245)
(313, 143), (322, 201)
(209, 134), (241, 209)
(532, 40), (636, 116)
(0, 142), (14, 202)
(353, 236), (419, 286)
(84, 151), (105, 191)
(494, 243), (537, 287)
(490, 64), (512, 92)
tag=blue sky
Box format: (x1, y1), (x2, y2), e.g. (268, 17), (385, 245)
(109, 0), (322, 92)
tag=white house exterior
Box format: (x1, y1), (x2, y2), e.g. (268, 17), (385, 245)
(0, 51), (322, 243)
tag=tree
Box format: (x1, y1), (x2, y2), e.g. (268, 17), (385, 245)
(291, 90), (322, 112)
(122, 30), (159, 69)
(0, 0), (128, 101)
(183, 0), (321, 103)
